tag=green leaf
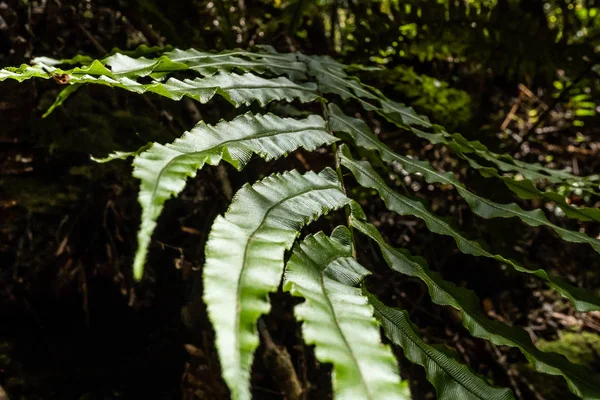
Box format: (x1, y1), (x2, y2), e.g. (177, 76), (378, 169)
(304, 59), (595, 191)
(339, 147), (600, 312)
(303, 54), (380, 110)
(328, 106), (600, 254)
(378, 98), (432, 128)
(91, 143), (153, 163)
(132, 113), (337, 280)
(42, 84), (84, 118)
(414, 130), (600, 215)
(203, 168), (351, 400)
(284, 227), (408, 399)
(1, 62), (319, 108)
(165, 48), (308, 79)
(366, 293), (515, 400)
(103, 53), (189, 78)
(349, 207), (600, 400)
(445, 132), (593, 185)
(0, 63), (51, 82)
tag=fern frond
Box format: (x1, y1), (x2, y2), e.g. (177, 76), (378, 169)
(0, 62), (319, 107)
(132, 113), (337, 279)
(408, 127), (600, 209)
(92, 143), (152, 163)
(339, 146), (600, 312)
(451, 148), (600, 222)
(349, 205), (600, 400)
(303, 54), (380, 110)
(165, 48), (308, 79)
(283, 227), (408, 399)
(301, 57), (596, 194)
(100, 48), (307, 80)
(328, 105), (600, 254)
(203, 169), (351, 400)
(366, 293), (515, 400)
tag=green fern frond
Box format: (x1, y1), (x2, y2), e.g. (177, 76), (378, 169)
(164, 48), (308, 79)
(132, 113), (337, 279)
(303, 54), (381, 110)
(283, 227), (408, 399)
(92, 143), (152, 163)
(366, 293), (515, 400)
(308, 61), (597, 195)
(408, 127), (600, 204)
(451, 148), (600, 222)
(328, 106), (600, 254)
(0, 62), (319, 107)
(203, 168), (351, 400)
(339, 146), (600, 312)
(3, 46), (599, 400)
(349, 205), (600, 400)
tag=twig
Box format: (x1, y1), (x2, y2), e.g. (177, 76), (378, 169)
(491, 344), (524, 400)
(76, 21), (107, 54)
(501, 91), (524, 130)
(319, 98), (357, 259)
(523, 55), (600, 145)
(258, 319), (304, 400)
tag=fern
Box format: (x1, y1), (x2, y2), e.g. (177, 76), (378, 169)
(3, 46), (600, 399)
(283, 227), (407, 399)
(131, 113), (336, 279)
(366, 293), (515, 400)
(203, 168), (350, 400)
(338, 146), (600, 312)
(349, 206), (600, 399)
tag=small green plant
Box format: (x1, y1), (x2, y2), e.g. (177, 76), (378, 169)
(3, 46), (600, 399)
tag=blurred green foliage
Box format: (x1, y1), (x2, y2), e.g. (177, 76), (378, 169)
(537, 331), (600, 370)
(376, 65), (473, 130)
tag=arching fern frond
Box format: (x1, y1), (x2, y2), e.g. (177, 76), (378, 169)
(203, 168), (351, 400)
(131, 113), (336, 279)
(283, 227), (408, 399)
(3, 46), (599, 400)
(328, 105), (600, 254)
(0, 62), (319, 107)
(349, 205), (600, 400)
(366, 293), (515, 400)
(339, 146), (600, 312)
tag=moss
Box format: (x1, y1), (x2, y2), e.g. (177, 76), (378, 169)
(376, 66), (473, 130)
(0, 176), (82, 213)
(536, 331), (600, 370)
(1, 161), (133, 213)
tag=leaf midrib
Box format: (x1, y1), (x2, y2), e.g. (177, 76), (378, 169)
(375, 307), (502, 400)
(334, 113), (599, 249)
(321, 258), (375, 400)
(377, 240), (600, 395)
(143, 123), (329, 215)
(234, 184), (344, 381)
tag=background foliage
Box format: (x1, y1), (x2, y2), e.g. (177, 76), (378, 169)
(1, 1), (600, 399)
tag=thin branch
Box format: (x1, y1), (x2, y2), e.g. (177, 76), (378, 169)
(319, 99), (357, 259)
(523, 55), (600, 145)
(258, 319), (304, 400)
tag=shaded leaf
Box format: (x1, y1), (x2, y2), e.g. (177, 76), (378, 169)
(328, 106), (600, 254)
(340, 147), (600, 312)
(349, 206), (600, 400)
(367, 293), (515, 400)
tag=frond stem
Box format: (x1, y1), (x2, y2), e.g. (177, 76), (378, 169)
(319, 99), (357, 259)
